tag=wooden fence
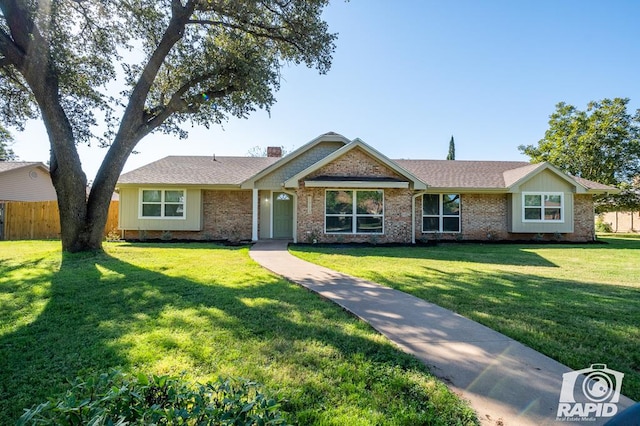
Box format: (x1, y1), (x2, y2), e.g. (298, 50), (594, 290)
(0, 200), (119, 241)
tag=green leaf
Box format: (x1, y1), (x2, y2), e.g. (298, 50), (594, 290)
(137, 373), (149, 386)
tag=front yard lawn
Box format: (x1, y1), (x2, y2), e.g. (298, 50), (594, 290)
(290, 235), (640, 402)
(0, 241), (477, 425)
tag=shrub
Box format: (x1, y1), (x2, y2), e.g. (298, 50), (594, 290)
(595, 216), (613, 233)
(105, 228), (121, 242)
(18, 371), (288, 425)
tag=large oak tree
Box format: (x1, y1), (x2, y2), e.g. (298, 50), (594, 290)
(0, 123), (17, 160)
(519, 98), (640, 211)
(0, 0), (336, 251)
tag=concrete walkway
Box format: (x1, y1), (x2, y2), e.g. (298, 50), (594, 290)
(249, 240), (635, 426)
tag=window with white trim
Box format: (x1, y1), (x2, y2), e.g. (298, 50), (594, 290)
(140, 189), (185, 218)
(325, 190), (384, 234)
(523, 192), (563, 222)
(422, 194), (460, 232)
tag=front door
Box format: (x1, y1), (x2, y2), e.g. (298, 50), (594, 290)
(272, 192), (293, 239)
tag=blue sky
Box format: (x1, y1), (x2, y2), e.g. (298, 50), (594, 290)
(12, 0), (640, 180)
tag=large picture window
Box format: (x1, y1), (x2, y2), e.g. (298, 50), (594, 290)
(422, 194), (460, 233)
(140, 189), (185, 219)
(325, 190), (383, 234)
(523, 192), (563, 222)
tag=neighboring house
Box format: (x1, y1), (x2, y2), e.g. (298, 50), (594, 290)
(116, 132), (617, 243)
(0, 162), (57, 241)
(0, 162), (57, 202)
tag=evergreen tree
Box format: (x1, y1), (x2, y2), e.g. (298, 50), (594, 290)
(446, 136), (455, 160)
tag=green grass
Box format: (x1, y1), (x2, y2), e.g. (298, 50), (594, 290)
(290, 235), (640, 402)
(0, 241), (477, 425)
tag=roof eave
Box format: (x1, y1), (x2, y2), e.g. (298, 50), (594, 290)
(116, 182), (243, 189)
(584, 188), (621, 195)
(426, 187), (508, 193)
(304, 180), (410, 189)
(240, 132), (351, 189)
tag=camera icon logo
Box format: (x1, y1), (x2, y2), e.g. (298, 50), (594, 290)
(557, 364), (624, 420)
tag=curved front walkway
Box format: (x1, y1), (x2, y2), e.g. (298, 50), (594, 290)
(249, 240), (634, 426)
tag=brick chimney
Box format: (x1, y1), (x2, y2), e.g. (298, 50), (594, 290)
(267, 146), (282, 158)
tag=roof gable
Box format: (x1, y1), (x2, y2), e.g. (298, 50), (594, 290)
(0, 161), (49, 175)
(240, 132), (350, 189)
(284, 138), (427, 189)
(505, 162), (591, 193)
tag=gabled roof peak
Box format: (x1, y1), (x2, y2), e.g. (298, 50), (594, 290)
(0, 161), (49, 174)
(283, 137), (427, 190)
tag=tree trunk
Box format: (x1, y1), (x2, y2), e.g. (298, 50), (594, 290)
(2, 0), (192, 252)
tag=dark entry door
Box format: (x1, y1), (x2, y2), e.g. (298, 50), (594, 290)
(272, 192), (293, 239)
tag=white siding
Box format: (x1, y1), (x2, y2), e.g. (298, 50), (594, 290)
(0, 166), (57, 201)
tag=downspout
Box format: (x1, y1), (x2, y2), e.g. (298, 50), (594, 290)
(412, 191), (429, 244)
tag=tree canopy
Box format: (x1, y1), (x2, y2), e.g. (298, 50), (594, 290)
(519, 98), (640, 212)
(519, 98), (640, 186)
(0, 0), (336, 251)
(0, 124), (17, 160)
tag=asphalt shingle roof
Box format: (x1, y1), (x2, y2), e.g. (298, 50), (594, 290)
(572, 176), (616, 191)
(118, 155), (616, 192)
(118, 156), (280, 185)
(0, 161), (46, 174)
(395, 159), (533, 189)
(395, 159), (615, 191)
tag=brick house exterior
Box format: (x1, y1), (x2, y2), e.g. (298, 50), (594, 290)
(116, 132), (616, 243)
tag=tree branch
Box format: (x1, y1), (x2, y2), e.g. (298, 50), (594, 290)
(0, 26), (25, 68)
(0, 0), (34, 51)
(92, 0), (198, 219)
(186, 18), (304, 53)
(115, 0), (196, 142)
(144, 71), (236, 130)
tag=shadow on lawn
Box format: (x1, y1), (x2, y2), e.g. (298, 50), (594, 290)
(0, 246), (439, 424)
(295, 236), (640, 270)
(295, 244), (561, 267)
(362, 266), (640, 401)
